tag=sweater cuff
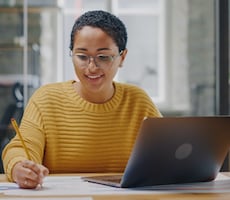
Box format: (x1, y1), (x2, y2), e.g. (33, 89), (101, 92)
(6, 156), (27, 182)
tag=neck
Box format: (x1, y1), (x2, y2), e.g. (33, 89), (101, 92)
(73, 82), (115, 103)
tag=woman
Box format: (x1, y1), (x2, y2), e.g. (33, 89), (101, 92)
(2, 10), (161, 189)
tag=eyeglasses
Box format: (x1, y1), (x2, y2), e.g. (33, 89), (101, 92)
(70, 51), (123, 68)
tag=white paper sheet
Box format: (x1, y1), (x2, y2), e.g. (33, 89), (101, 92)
(1, 173), (230, 197)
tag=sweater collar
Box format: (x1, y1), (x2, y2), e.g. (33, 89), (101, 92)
(67, 80), (123, 113)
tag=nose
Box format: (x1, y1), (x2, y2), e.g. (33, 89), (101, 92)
(88, 57), (98, 71)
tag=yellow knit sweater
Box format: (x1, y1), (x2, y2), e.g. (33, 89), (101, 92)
(2, 80), (161, 181)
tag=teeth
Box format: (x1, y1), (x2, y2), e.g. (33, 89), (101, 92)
(88, 75), (101, 79)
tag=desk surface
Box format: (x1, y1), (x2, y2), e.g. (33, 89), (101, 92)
(0, 173), (230, 200)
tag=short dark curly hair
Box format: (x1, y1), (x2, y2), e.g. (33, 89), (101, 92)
(69, 10), (128, 53)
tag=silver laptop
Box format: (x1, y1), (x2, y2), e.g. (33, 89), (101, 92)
(82, 116), (230, 188)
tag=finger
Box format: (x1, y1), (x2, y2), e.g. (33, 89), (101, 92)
(19, 178), (38, 189)
(22, 160), (41, 174)
(21, 161), (44, 185)
(39, 164), (49, 177)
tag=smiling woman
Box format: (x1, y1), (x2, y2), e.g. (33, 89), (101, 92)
(2, 10), (162, 189)
(67, 11), (129, 104)
(70, 25), (127, 103)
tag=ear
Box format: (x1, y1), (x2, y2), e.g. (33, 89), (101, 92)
(119, 49), (128, 68)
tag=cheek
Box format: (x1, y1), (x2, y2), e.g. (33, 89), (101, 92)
(72, 58), (81, 71)
(72, 61), (83, 78)
(72, 60), (78, 73)
(108, 66), (119, 80)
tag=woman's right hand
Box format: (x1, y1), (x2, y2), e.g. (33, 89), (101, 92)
(12, 160), (49, 189)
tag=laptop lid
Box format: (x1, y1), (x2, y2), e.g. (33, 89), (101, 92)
(83, 116), (230, 188)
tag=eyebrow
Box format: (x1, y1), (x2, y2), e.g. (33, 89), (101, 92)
(73, 47), (112, 52)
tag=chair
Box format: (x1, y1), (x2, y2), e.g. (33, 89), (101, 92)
(0, 82), (24, 173)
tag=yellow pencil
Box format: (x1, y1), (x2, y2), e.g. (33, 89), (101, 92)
(11, 118), (32, 160)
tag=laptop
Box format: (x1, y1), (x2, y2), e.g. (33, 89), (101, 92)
(82, 116), (230, 188)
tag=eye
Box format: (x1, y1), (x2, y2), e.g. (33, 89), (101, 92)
(76, 54), (88, 61)
(97, 55), (112, 62)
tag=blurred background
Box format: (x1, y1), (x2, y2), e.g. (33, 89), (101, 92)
(0, 0), (229, 171)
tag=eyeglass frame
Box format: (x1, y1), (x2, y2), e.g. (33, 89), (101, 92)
(70, 50), (124, 68)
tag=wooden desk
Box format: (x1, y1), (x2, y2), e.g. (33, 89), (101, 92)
(0, 173), (230, 200)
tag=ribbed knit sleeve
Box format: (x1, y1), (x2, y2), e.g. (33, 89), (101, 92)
(2, 80), (161, 181)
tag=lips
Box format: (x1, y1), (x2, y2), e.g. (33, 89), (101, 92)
(86, 74), (103, 79)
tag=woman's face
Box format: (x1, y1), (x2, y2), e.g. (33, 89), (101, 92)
(72, 26), (127, 98)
